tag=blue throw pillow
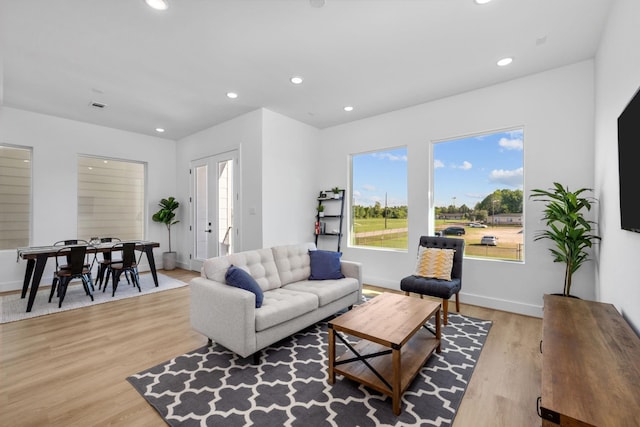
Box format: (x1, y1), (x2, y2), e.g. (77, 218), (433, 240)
(309, 250), (345, 280)
(225, 265), (264, 308)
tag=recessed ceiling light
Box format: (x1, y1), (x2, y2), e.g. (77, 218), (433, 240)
(145, 0), (168, 11)
(155, 128), (165, 133)
(226, 92), (238, 99)
(290, 76), (304, 85)
(344, 106), (354, 112)
(497, 57), (513, 67)
(474, 0), (492, 4)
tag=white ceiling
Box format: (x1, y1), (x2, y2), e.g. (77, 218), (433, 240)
(0, 0), (614, 140)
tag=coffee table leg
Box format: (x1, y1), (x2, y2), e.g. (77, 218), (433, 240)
(392, 346), (401, 415)
(328, 325), (335, 384)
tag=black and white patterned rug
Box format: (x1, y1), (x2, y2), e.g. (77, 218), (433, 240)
(128, 311), (491, 427)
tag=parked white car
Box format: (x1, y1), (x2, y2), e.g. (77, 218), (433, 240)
(469, 223), (488, 228)
(480, 235), (498, 246)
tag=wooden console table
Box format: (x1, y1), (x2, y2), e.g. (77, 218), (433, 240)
(540, 294), (640, 426)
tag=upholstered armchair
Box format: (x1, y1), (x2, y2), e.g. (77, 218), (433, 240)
(400, 236), (465, 325)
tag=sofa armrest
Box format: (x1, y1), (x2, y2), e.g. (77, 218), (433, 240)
(189, 277), (257, 358)
(341, 260), (363, 301)
(340, 260), (362, 283)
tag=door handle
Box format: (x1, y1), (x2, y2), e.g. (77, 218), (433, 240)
(204, 229), (212, 233)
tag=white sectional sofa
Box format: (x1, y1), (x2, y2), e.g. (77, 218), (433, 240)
(189, 242), (362, 360)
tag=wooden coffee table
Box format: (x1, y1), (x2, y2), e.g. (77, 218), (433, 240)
(327, 292), (441, 415)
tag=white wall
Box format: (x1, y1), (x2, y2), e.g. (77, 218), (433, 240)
(0, 106), (176, 292)
(261, 109), (319, 247)
(594, 0), (640, 333)
(319, 61), (596, 317)
(175, 109), (264, 267)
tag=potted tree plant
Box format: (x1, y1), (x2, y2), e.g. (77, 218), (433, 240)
(152, 196), (180, 270)
(530, 183), (601, 297)
(331, 187), (341, 199)
(316, 205), (325, 217)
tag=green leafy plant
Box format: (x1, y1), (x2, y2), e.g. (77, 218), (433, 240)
(316, 205), (325, 212)
(332, 187), (341, 194)
(152, 197), (180, 253)
(530, 183), (600, 296)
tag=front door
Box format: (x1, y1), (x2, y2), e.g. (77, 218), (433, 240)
(190, 150), (238, 272)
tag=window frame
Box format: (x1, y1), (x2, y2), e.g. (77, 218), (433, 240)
(349, 146), (409, 252)
(431, 127), (525, 263)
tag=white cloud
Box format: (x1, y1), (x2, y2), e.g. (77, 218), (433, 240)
(498, 137), (523, 151)
(434, 159), (444, 169)
(371, 152), (408, 162)
(452, 160), (472, 170)
(489, 167), (523, 188)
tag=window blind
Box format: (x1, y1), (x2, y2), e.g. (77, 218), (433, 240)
(77, 156), (146, 242)
(0, 145), (32, 249)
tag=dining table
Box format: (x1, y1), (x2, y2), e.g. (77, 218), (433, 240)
(16, 241), (160, 312)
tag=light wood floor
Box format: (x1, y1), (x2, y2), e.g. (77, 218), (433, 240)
(1, 269), (542, 426)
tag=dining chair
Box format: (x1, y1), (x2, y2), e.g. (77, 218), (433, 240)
(50, 239), (94, 292)
(104, 242), (140, 297)
(95, 237), (123, 289)
(49, 245), (95, 307)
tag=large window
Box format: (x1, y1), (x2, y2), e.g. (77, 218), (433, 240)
(77, 156), (146, 241)
(433, 129), (524, 261)
(0, 145), (32, 249)
(351, 147), (408, 250)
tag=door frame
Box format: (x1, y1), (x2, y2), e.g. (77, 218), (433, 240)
(189, 150), (240, 272)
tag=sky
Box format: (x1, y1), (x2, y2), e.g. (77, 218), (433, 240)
(351, 129), (523, 209)
(352, 147), (408, 207)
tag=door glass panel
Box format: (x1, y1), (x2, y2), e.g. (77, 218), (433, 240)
(218, 159), (234, 256)
(195, 165), (208, 259)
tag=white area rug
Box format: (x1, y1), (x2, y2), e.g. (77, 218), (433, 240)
(1, 273), (187, 324)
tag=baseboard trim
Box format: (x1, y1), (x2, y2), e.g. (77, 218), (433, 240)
(363, 275), (542, 318)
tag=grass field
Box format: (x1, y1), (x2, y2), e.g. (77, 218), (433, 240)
(351, 218), (524, 261)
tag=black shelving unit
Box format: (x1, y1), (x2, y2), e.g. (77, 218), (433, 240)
(314, 189), (345, 252)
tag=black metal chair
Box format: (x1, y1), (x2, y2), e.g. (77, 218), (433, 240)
(95, 237), (123, 289)
(400, 236), (465, 325)
(104, 242), (140, 297)
(49, 245), (95, 307)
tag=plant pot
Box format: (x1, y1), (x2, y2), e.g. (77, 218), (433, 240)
(318, 212), (325, 217)
(162, 251), (177, 270)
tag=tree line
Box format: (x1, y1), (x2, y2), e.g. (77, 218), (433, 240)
(352, 189), (522, 221)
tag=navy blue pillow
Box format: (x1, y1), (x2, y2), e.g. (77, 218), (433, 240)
(309, 250), (345, 280)
(225, 265), (264, 308)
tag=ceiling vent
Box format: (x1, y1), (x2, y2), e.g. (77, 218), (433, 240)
(89, 101), (107, 109)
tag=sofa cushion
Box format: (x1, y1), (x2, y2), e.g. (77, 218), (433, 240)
(283, 277), (359, 307)
(255, 288), (319, 332)
(308, 250), (345, 280)
(202, 248), (281, 291)
(225, 265), (264, 308)
(272, 242), (316, 286)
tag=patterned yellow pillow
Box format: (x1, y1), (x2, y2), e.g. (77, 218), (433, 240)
(414, 247), (455, 281)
